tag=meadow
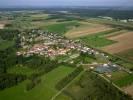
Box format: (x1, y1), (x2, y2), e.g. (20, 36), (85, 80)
(7, 65), (39, 77)
(79, 29), (119, 48)
(42, 21), (81, 35)
(0, 66), (75, 100)
(62, 71), (132, 100)
(110, 71), (133, 87)
(0, 40), (15, 50)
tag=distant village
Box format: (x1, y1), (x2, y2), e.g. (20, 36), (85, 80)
(17, 29), (101, 58)
(17, 29), (132, 75)
(99, 16), (133, 23)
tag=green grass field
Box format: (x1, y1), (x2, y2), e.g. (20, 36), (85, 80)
(0, 40), (15, 50)
(42, 21), (80, 35)
(80, 35), (115, 47)
(62, 71), (131, 100)
(80, 29), (119, 48)
(7, 65), (39, 77)
(111, 71), (133, 87)
(0, 66), (75, 100)
(55, 71), (84, 100)
(30, 14), (49, 19)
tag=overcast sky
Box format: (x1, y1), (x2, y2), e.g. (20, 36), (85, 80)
(0, 0), (133, 7)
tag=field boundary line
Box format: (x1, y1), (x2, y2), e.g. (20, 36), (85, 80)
(51, 71), (84, 100)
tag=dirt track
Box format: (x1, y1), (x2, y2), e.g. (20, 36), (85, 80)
(102, 32), (133, 54)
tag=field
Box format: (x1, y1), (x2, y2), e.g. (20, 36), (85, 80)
(65, 22), (113, 38)
(80, 34), (115, 48)
(0, 24), (4, 29)
(0, 66), (75, 100)
(108, 71), (133, 97)
(116, 49), (133, 62)
(104, 30), (128, 38)
(79, 29), (120, 48)
(110, 71), (133, 87)
(87, 18), (133, 29)
(30, 14), (49, 19)
(61, 71), (132, 100)
(7, 65), (39, 77)
(0, 21), (10, 29)
(123, 84), (133, 97)
(102, 31), (133, 54)
(0, 40), (15, 50)
(55, 71), (84, 100)
(42, 21), (81, 35)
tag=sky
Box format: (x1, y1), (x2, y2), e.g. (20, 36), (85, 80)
(0, 0), (133, 7)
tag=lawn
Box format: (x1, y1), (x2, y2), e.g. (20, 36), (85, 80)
(42, 21), (80, 35)
(0, 66), (75, 100)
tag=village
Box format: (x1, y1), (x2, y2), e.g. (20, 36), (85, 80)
(16, 29), (132, 76)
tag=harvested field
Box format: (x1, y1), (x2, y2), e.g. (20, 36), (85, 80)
(102, 31), (133, 54)
(65, 24), (113, 38)
(123, 84), (133, 97)
(30, 14), (49, 18)
(104, 30), (128, 38)
(0, 24), (5, 29)
(116, 49), (133, 62)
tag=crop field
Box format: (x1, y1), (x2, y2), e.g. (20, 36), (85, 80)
(110, 71), (133, 87)
(61, 71), (131, 100)
(30, 14), (50, 22)
(0, 40), (15, 50)
(30, 14), (49, 18)
(123, 84), (133, 97)
(0, 66), (75, 100)
(65, 23), (113, 38)
(79, 29), (120, 48)
(116, 49), (133, 62)
(104, 30), (128, 38)
(80, 35), (115, 48)
(110, 71), (133, 97)
(87, 18), (133, 29)
(31, 20), (57, 27)
(4, 13), (56, 30)
(42, 21), (81, 35)
(0, 24), (4, 29)
(7, 65), (39, 77)
(55, 71), (84, 100)
(102, 31), (133, 54)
